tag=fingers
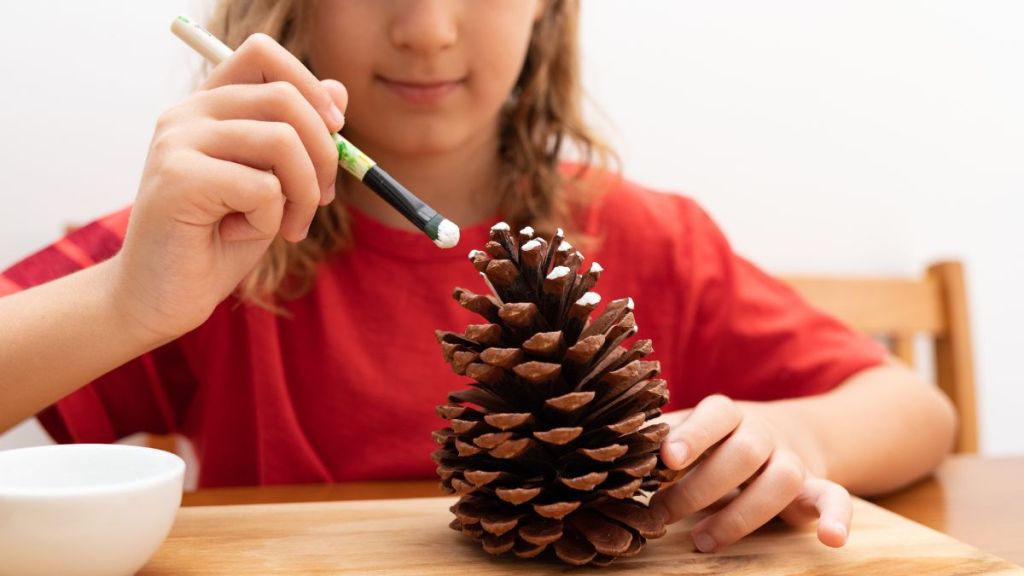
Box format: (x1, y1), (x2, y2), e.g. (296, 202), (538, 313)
(688, 449), (806, 552)
(204, 34), (345, 134)
(162, 152), (284, 243)
(652, 414), (773, 524)
(319, 79), (347, 204)
(208, 163), (286, 244)
(321, 79), (349, 119)
(660, 394), (742, 470)
(195, 119), (319, 242)
(778, 477), (853, 548)
(652, 396), (854, 553)
(197, 82), (340, 205)
(199, 34), (349, 208)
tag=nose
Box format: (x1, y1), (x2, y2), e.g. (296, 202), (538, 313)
(389, 0), (459, 54)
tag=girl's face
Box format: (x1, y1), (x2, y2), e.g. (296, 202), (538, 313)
(309, 0), (542, 157)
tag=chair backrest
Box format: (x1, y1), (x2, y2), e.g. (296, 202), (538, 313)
(782, 261), (977, 453)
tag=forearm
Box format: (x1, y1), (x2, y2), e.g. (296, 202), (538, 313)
(745, 361), (957, 496)
(0, 257), (166, 434)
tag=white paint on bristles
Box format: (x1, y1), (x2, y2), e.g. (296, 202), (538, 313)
(576, 292), (601, 306)
(490, 222), (510, 232)
(433, 219), (460, 249)
(547, 266), (570, 280)
(522, 239), (542, 251)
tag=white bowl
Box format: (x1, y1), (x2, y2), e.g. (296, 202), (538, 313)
(0, 444), (185, 576)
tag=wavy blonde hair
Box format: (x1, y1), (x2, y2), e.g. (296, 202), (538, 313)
(207, 0), (612, 305)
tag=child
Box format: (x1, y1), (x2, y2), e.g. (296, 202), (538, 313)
(0, 0), (954, 554)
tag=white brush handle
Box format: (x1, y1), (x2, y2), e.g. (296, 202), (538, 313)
(170, 15), (232, 66)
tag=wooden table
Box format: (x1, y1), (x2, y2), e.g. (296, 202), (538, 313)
(872, 456), (1024, 566)
(182, 455), (1024, 566)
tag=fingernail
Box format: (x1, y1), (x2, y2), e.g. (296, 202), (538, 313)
(693, 532), (716, 553)
(829, 520), (849, 540)
(667, 441), (688, 467)
(320, 184), (334, 206)
(328, 105), (344, 129)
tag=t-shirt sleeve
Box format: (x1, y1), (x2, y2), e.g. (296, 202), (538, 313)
(670, 200), (887, 404)
(1, 208), (196, 443)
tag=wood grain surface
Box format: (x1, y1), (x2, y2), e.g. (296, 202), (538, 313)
(143, 496), (1022, 575)
(873, 456), (1024, 567)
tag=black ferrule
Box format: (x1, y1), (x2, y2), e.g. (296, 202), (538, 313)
(362, 166), (438, 231)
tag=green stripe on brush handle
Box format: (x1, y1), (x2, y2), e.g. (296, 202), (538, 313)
(334, 133), (377, 180)
(334, 135), (458, 248)
(171, 15), (460, 249)
(330, 138), (461, 248)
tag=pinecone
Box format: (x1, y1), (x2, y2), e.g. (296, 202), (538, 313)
(432, 222), (681, 566)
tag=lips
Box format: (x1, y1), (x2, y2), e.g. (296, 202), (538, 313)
(377, 75), (465, 106)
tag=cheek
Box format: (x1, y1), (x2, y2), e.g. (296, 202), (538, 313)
(468, 44), (528, 113)
(307, 1), (378, 84)
(458, 19), (534, 133)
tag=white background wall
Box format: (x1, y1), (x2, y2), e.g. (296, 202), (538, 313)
(1, 1), (1021, 454)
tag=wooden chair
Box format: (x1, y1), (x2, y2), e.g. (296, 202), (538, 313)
(782, 261), (978, 453)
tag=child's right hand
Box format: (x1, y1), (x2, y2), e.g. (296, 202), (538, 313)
(113, 34), (347, 342)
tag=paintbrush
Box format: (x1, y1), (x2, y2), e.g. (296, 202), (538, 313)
(170, 15), (460, 249)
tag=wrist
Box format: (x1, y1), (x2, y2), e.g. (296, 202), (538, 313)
(98, 255), (182, 350)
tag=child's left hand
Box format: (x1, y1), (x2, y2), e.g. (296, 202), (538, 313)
(652, 394), (852, 553)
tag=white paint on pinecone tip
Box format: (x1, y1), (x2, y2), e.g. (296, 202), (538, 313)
(558, 240), (572, 252)
(522, 239), (542, 251)
(490, 222), (510, 232)
(547, 266), (570, 280)
(434, 219), (460, 249)
(589, 262), (603, 273)
(576, 292), (601, 306)
(520, 226), (535, 236)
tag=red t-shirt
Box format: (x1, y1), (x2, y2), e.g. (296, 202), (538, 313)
(0, 174), (885, 488)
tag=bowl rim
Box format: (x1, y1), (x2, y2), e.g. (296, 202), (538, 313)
(0, 443), (185, 498)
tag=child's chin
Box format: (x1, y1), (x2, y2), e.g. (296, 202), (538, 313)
(383, 125), (485, 158)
